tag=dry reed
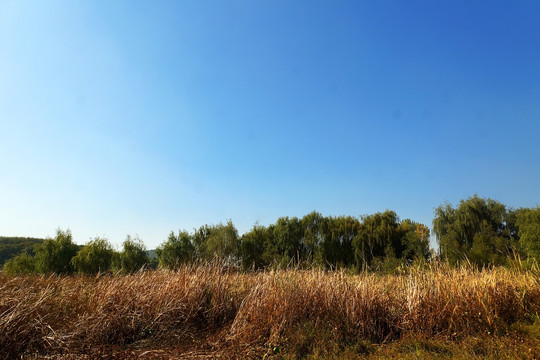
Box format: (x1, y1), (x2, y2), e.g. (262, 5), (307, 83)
(0, 262), (538, 358)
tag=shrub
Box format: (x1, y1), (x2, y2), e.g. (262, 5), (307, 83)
(2, 252), (37, 275)
(33, 229), (78, 274)
(114, 235), (149, 274)
(156, 230), (195, 269)
(72, 237), (115, 274)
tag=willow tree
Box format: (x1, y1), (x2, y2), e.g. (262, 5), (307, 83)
(33, 229), (79, 274)
(516, 207), (540, 261)
(433, 195), (518, 266)
(71, 237), (115, 274)
(156, 230), (195, 269)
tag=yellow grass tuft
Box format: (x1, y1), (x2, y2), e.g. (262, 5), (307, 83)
(0, 262), (538, 358)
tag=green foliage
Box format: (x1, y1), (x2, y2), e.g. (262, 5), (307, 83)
(267, 216), (304, 267)
(1, 230), (78, 275)
(114, 235), (150, 273)
(301, 211), (326, 264)
(6, 197), (537, 275)
(516, 207), (540, 261)
(236, 211), (431, 271)
(3, 251), (37, 275)
(317, 215), (358, 268)
(155, 230), (195, 269)
(33, 229), (79, 274)
(433, 195), (518, 266)
(352, 210), (401, 268)
(239, 224), (270, 269)
(347, 212), (431, 271)
(194, 220), (240, 262)
(0, 237), (44, 268)
(72, 237), (115, 274)
(400, 220), (431, 261)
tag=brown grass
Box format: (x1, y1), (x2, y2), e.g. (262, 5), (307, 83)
(1, 262), (539, 359)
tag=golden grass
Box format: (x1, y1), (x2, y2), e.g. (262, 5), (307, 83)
(1, 262), (539, 359)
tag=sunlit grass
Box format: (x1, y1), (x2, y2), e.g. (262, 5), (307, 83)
(1, 261), (539, 359)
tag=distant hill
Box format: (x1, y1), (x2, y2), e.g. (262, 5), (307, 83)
(0, 237), (45, 268)
(146, 249), (157, 259)
(146, 249), (158, 269)
(0, 237), (158, 270)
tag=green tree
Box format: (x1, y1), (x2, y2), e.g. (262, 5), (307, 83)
(266, 216), (304, 267)
(114, 235), (149, 273)
(71, 237), (115, 274)
(0, 237), (44, 268)
(240, 224), (270, 270)
(399, 220), (431, 261)
(353, 211), (401, 268)
(301, 211), (326, 264)
(319, 216), (359, 268)
(33, 229), (79, 274)
(156, 230), (195, 269)
(468, 224), (508, 265)
(3, 252), (37, 275)
(516, 207), (540, 261)
(194, 221), (240, 262)
(433, 195), (517, 266)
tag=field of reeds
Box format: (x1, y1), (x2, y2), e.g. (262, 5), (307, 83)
(1, 262), (539, 359)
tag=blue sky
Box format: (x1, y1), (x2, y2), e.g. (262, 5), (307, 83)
(1, 1), (539, 249)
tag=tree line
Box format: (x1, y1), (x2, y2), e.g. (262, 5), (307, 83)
(434, 195), (539, 266)
(2, 232), (152, 275)
(0, 237), (45, 268)
(2, 195), (539, 275)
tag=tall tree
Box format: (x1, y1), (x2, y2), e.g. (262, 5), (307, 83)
(156, 230), (195, 269)
(71, 237), (115, 274)
(115, 235), (149, 273)
(320, 216), (359, 267)
(433, 195), (518, 266)
(239, 224), (270, 270)
(194, 220), (240, 262)
(516, 207), (540, 261)
(399, 220), (431, 261)
(267, 216), (304, 267)
(33, 229), (79, 274)
(353, 211), (400, 268)
(301, 211), (326, 264)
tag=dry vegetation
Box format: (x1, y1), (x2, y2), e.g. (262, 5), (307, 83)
(1, 262), (539, 359)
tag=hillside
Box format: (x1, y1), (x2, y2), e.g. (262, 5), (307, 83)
(0, 237), (45, 268)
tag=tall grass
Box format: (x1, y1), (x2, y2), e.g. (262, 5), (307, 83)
(1, 262), (538, 358)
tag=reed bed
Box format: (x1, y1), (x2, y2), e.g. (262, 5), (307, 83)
(1, 263), (538, 359)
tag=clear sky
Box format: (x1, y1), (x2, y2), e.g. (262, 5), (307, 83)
(1, 1), (539, 250)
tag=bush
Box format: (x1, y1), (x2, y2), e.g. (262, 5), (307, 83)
(516, 207), (540, 261)
(114, 235), (149, 274)
(72, 237), (115, 274)
(156, 230), (195, 269)
(33, 229), (79, 274)
(3, 252), (37, 275)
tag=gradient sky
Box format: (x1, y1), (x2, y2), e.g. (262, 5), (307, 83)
(1, 1), (539, 249)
